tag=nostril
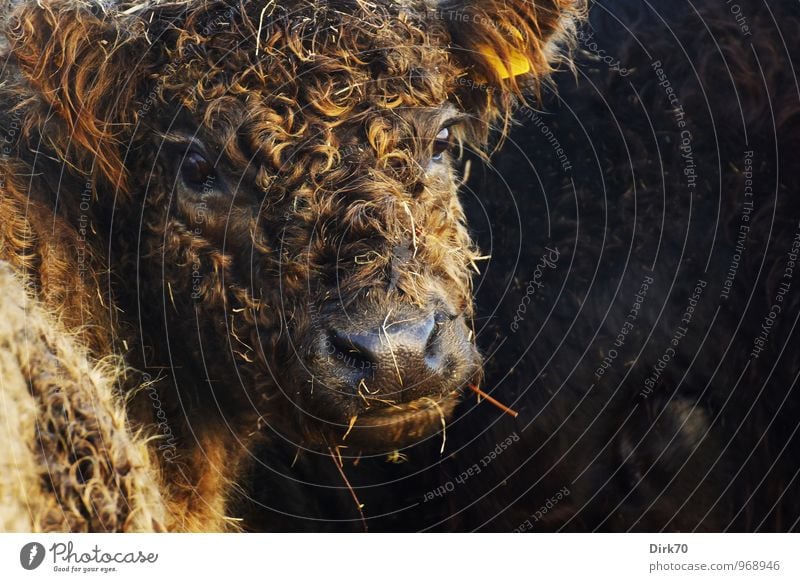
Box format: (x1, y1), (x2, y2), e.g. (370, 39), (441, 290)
(329, 330), (375, 371)
(424, 314), (446, 369)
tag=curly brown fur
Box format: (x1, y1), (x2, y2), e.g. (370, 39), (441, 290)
(0, 0), (580, 531)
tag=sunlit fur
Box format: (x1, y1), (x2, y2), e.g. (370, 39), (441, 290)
(0, 265), (167, 532)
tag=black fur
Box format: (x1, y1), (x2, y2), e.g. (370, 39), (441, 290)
(243, 0), (800, 532)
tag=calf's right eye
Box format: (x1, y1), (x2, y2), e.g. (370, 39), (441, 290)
(181, 151), (216, 190)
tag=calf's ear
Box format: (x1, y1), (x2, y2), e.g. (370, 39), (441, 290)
(7, 0), (158, 191)
(436, 0), (582, 128)
(440, 0), (580, 86)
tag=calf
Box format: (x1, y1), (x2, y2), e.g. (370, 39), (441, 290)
(0, 0), (578, 530)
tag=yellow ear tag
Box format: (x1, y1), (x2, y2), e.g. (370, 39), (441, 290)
(477, 45), (532, 79)
(476, 27), (531, 80)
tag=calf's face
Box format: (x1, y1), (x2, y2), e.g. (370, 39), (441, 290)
(9, 0), (576, 452)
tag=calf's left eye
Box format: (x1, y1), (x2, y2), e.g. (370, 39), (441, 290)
(432, 127), (451, 161)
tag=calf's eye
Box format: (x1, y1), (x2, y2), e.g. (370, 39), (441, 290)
(181, 151), (216, 190)
(432, 127), (452, 161)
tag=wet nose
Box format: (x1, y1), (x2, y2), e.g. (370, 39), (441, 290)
(312, 307), (471, 403)
(330, 312), (443, 378)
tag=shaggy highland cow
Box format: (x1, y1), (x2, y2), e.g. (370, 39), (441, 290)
(243, 0), (800, 532)
(445, 0), (800, 532)
(0, 0), (579, 531)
